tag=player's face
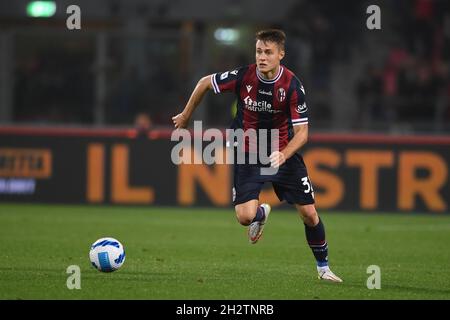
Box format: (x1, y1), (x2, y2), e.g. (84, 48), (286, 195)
(255, 40), (285, 74)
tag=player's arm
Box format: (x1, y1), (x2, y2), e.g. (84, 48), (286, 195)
(172, 75), (213, 129)
(173, 68), (241, 128)
(270, 124), (308, 168)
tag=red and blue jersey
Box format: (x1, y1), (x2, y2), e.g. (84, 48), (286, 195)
(211, 64), (308, 153)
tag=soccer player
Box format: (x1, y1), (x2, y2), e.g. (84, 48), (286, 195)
(172, 29), (342, 282)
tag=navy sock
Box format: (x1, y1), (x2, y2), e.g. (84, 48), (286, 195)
(304, 217), (328, 266)
(251, 206), (265, 223)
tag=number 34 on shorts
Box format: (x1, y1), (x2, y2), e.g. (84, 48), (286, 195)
(301, 176), (314, 198)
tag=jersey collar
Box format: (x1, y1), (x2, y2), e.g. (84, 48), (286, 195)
(256, 66), (284, 84)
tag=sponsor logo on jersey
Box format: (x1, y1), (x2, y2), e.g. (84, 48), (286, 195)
(295, 102), (308, 113)
(258, 89), (272, 96)
(277, 88), (286, 102)
(243, 96), (281, 113)
(246, 85), (252, 93)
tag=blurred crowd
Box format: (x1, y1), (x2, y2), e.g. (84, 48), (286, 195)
(9, 0), (450, 133)
(14, 36), (94, 123)
(356, 0), (450, 132)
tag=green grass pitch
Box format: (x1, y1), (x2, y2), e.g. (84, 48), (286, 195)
(1, 203), (450, 300)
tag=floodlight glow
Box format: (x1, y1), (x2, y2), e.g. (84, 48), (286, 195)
(26, 1), (56, 18)
(214, 28), (240, 44)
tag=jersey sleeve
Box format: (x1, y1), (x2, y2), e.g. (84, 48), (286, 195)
(289, 79), (309, 126)
(210, 68), (242, 94)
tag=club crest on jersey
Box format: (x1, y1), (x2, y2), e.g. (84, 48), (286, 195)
(296, 102), (308, 113)
(277, 88), (286, 102)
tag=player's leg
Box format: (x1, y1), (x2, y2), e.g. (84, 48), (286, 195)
(295, 204), (328, 267)
(235, 200), (271, 244)
(296, 203), (342, 282)
(233, 162), (270, 244)
(271, 154), (342, 282)
(235, 199), (259, 226)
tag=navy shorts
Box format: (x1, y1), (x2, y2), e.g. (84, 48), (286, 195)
(232, 153), (315, 206)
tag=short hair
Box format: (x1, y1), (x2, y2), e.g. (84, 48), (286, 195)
(255, 29), (286, 50)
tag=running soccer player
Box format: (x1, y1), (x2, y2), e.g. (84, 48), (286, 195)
(172, 29), (342, 282)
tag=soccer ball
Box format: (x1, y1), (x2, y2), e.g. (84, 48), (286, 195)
(89, 237), (126, 272)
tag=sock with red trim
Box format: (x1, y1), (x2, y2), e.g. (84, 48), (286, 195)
(304, 217), (328, 267)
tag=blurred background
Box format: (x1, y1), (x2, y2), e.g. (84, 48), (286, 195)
(0, 0), (449, 213)
(2, 1), (450, 301)
(0, 0), (448, 133)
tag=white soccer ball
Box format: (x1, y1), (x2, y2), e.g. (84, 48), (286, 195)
(89, 237), (126, 272)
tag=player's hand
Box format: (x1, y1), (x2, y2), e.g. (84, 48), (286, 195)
(269, 151), (287, 168)
(172, 112), (189, 129)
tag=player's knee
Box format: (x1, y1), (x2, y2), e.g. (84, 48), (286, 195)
(235, 209), (255, 226)
(235, 212), (253, 226)
(299, 205), (319, 226)
(235, 201), (259, 226)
